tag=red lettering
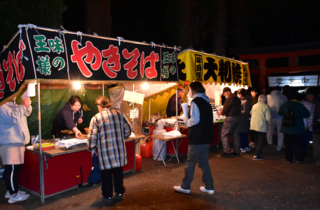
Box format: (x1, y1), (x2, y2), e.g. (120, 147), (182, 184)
(2, 52), (16, 92)
(140, 51), (159, 79)
(0, 65), (5, 99)
(12, 40), (26, 83)
(102, 45), (121, 78)
(70, 40), (102, 77)
(122, 48), (140, 79)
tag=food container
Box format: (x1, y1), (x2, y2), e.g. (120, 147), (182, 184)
(33, 143), (55, 151)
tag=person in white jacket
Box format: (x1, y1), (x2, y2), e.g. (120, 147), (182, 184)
(267, 87), (288, 151)
(0, 97), (32, 203)
(250, 95), (271, 160)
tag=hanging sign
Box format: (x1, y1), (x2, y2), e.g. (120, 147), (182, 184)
(178, 50), (251, 86)
(0, 25), (179, 104)
(123, 90), (145, 105)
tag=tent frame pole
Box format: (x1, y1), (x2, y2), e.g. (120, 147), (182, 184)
(37, 82), (45, 203)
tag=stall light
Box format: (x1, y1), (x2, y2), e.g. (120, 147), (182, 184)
(142, 82), (149, 89)
(73, 82), (81, 90)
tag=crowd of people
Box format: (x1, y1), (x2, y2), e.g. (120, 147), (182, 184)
(1, 83), (320, 204)
(219, 85), (320, 163)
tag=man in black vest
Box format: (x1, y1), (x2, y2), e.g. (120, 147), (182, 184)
(174, 82), (214, 195)
(218, 87), (241, 158)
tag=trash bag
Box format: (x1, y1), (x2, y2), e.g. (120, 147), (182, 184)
(87, 155), (101, 184)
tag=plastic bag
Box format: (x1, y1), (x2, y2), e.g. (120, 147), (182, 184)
(87, 155), (101, 184)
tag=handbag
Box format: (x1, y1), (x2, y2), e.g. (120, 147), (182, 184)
(87, 155), (101, 184)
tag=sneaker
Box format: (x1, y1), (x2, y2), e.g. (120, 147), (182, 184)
(102, 196), (113, 204)
(200, 186), (214, 195)
(114, 193), (123, 200)
(220, 152), (233, 158)
(8, 192), (30, 204)
(5, 190), (27, 199)
(252, 156), (264, 160)
(173, 186), (190, 194)
(245, 147), (251, 152)
(240, 148), (247, 153)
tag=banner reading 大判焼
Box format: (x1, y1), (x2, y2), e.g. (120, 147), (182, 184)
(178, 50), (251, 86)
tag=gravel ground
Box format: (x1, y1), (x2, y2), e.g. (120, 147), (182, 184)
(0, 142), (320, 210)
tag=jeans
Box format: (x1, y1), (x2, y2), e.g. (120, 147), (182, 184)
(181, 144), (214, 190)
(267, 119), (284, 151)
(221, 116), (241, 153)
(240, 132), (249, 149)
(252, 131), (266, 157)
(101, 167), (125, 198)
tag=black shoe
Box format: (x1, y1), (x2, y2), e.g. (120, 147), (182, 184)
(252, 156), (264, 160)
(260, 152), (264, 156)
(220, 152), (233, 158)
(114, 193), (123, 200)
(231, 152), (241, 157)
(103, 196), (113, 204)
(296, 161), (303, 164)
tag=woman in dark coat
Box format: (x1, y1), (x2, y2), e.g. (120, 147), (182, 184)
(279, 92), (310, 163)
(51, 95), (83, 138)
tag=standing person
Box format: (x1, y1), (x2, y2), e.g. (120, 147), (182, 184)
(250, 95), (271, 160)
(166, 87), (185, 118)
(251, 88), (259, 109)
(218, 87), (241, 158)
(267, 87), (288, 151)
(173, 82), (214, 195)
(0, 97), (32, 203)
(237, 89), (252, 153)
(87, 96), (131, 203)
(313, 88), (320, 131)
(51, 95), (83, 138)
(249, 88), (259, 147)
(279, 92), (310, 163)
(300, 90), (315, 159)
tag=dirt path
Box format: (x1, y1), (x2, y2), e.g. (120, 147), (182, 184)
(1, 144), (319, 210)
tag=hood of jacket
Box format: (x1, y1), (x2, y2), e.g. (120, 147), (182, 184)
(192, 93), (210, 102)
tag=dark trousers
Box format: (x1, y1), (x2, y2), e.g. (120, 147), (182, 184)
(101, 167), (125, 198)
(3, 164), (23, 195)
(181, 144), (214, 190)
(252, 131), (266, 157)
(240, 132), (249, 149)
(284, 134), (304, 162)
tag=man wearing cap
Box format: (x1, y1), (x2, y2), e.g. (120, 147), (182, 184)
(166, 87), (185, 118)
(218, 87), (241, 158)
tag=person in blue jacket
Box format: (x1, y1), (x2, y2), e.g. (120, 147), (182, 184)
(174, 82), (214, 195)
(51, 95), (83, 138)
(278, 92), (310, 163)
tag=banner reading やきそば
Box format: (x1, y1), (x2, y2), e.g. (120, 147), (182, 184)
(0, 25), (179, 104)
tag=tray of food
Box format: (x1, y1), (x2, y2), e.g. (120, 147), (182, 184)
(33, 143), (55, 151)
(61, 129), (74, 135)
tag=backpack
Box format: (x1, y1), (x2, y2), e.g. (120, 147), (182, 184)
(282, 107), (295, 127)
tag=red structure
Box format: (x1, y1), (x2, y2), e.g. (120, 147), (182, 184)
(232, 42), (320, 91)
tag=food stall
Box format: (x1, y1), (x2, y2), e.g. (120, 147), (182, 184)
(144, 49), (251, 156)
(0, 24), (180, 203)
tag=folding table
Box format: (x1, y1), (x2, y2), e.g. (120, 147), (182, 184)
(151, 134), (187, 167)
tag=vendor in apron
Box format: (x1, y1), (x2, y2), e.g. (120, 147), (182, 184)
(51, 95), (83, 138)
